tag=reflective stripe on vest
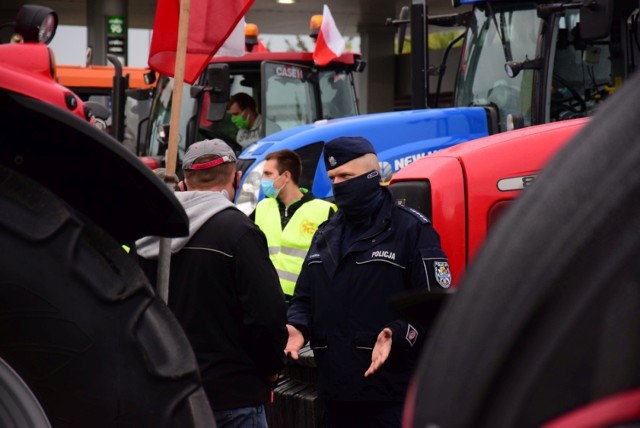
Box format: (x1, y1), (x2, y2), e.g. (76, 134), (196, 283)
(255, 197), (336, 296)
(280, 246), (308, 258)
(276, 268), (299, 284)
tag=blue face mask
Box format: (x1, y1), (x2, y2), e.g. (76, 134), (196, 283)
(261, 175), (284, 198)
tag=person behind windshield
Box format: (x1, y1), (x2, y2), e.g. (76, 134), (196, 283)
(229, 92), (264, 149)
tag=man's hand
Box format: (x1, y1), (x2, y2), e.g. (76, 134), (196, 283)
(364, 327), (393, 377)
(285, 324), (304, 360)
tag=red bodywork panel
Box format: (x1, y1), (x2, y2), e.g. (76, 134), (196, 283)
(542, 388), (640, 427)
(0, 43), (87, 121)
(391, 118), (588, 285)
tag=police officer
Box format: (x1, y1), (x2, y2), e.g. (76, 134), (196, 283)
(285, 136), (451, 427)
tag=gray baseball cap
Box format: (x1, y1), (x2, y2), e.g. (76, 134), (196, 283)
(182, 139), (237, 170)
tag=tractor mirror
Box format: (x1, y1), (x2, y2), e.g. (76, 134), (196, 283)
(206, 64), (230, 122)
(580, 0), (612, 40)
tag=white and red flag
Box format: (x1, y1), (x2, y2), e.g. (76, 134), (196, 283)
(215, 17), (247, 57)
(313, 5), (345, 66)
(148, 0), (254, 84)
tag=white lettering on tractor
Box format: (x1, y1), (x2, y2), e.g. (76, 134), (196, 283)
(275, 66), (303, 79)
(393, 152), (433, 170)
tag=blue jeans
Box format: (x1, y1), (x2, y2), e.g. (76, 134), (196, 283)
(213, 405), (268, 428)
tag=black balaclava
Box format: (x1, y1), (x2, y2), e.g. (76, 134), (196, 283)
(332, 169), (383, 221)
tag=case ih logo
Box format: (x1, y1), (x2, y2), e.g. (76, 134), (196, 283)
(275, 65), (304, 79)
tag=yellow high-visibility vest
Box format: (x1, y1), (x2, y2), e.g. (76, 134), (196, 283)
(255, 197), (335, 296)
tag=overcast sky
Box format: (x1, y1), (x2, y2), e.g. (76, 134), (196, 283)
(49, 25), (359, 68)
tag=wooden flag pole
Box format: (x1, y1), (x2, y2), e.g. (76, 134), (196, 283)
(156, 0), (191, 303)
(166, 0), (190, 176)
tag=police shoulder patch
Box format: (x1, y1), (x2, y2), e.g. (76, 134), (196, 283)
(398, 205), (431, 224)
(433, 260), (452, 288)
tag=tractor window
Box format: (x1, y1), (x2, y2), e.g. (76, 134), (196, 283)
(123, 96), (151, 154)
(197, 72), (262, 151)
(146, 76), (195, 162)
(197, 89), (239, 151)
(229, 75), (283, 138)
(262, 62), (319, 131)
(319, 70), (358, 119)
(549, 10), (613, 122)
(455, 3), (540, 131)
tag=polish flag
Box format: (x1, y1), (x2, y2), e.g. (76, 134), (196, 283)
(215, 18), (247, 57)
(313, 5), (345, 66)
(148, 0), (254, 84)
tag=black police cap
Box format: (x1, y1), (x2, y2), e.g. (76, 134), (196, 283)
(323, 136), (376, 171)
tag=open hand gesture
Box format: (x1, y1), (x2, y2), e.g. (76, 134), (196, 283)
(364, 328), (392, 377)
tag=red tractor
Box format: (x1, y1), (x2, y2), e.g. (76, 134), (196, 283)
(390, 117), (587, 284)
(390, 41), (640, 428)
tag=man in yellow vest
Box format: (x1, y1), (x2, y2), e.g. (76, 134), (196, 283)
(252, 149), (336, 301)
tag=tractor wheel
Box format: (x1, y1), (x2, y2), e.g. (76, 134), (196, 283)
(0, 356), (50, 427)
(0, 165), (215, 427)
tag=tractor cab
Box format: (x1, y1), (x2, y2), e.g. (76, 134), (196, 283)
(140, 22), (364, 172)
(450, 0), (638, 131)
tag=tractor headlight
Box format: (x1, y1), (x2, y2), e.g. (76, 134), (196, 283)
(235, 160), (265, 215)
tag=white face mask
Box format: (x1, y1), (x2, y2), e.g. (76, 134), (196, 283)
(220, 189), (230, 200)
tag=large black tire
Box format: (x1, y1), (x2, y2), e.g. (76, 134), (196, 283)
(408, 72), (640, 426)
(0, 356), (50, 427)
(0, 165), (215, 427)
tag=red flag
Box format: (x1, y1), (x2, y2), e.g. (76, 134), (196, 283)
(313, 5), (345, 66)
(148, 0), (254, 84)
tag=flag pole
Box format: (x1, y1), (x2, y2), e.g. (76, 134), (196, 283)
(166, 0), (190, 176)
(157, 0), (191, 303)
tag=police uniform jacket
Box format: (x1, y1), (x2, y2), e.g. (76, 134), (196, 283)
(287, 187), (451, 402)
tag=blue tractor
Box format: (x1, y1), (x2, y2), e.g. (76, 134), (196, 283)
(235, 0), (636, 213)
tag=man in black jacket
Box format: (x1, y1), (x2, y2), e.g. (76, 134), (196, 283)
(137, 138), (287, 427)
(285, 136), (451, 427)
